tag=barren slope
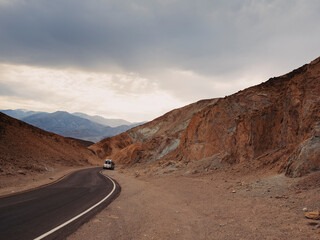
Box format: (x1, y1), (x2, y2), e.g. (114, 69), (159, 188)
(0, 113), (100, 180)
(166, 57), (320, 177)
(90, 98), (219, 163)
(91, 57), (320, 177)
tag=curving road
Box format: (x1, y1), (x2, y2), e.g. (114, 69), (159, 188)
(0, 167), (120, 240)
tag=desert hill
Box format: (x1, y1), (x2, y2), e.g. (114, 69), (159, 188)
(90, 57), (320, 177)
(0, 113), (100, 177)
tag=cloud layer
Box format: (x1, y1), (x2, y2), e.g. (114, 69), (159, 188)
(0, 64), (185, 121)
(1, 0), (320, 121)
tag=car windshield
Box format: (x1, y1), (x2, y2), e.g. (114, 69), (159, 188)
(105, 160), (112, 164)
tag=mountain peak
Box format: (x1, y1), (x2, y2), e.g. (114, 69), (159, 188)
(52, 111), (70, 115)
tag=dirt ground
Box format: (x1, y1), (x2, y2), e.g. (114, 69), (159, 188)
(1, 165), (319, 239)
(67, 168), (320, 240)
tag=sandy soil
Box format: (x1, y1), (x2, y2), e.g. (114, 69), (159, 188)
(68, 168), (320, 240)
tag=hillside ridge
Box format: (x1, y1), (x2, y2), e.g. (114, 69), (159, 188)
(0, 113), (100, 178)
(91, 57), (320, 177)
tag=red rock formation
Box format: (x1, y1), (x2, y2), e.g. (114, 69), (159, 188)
(91, 57), (320, 177)
(90, 132), (133, 159)
(90, 98), (219, 165)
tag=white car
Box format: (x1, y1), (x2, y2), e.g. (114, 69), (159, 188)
(103, 159), (115, 170)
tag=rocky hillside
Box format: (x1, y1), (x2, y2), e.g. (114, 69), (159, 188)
(90, 99), (219, 162)
(0, 113), (101, 176)
(90, 57), (320, 177)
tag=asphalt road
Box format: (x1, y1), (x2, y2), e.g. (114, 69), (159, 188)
(0, 167), (120, 240)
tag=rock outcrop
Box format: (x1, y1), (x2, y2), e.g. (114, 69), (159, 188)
(90, 99), (219, 164)
(91, 57), (320, 177)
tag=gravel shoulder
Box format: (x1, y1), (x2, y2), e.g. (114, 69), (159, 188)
(68, 169), (320, 240)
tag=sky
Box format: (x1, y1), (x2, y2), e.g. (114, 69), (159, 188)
(0, 0), (320, 122)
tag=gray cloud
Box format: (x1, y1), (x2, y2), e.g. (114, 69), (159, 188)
(0, 76), (57, 101)
(1, 0), (320, 121)
(0, 0), (319, 77)
(0, 82), (15, 96)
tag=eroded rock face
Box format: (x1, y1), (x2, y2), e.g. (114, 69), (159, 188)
(89, 132), (133, 159)
(92, 57), (320, 177)
(90, 99), (219, 164)
(166, 58), (320, 176)
(283, 126), (320, 177)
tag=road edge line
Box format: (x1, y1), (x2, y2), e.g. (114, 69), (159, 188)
(34, 170), (117, 240)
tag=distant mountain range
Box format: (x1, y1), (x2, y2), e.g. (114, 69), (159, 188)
(0, 109), (144, 143)
(72, 112), (132, 127)
(0, 109), (43, 120)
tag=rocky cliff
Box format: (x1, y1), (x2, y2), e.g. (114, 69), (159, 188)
(91, 57), (320, 177)
(90, 98), (219, 163)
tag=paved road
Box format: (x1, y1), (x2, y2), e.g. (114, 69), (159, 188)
(0, 167), (120, 240)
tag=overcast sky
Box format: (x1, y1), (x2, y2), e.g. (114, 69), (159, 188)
(0, 0), (320, 122)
